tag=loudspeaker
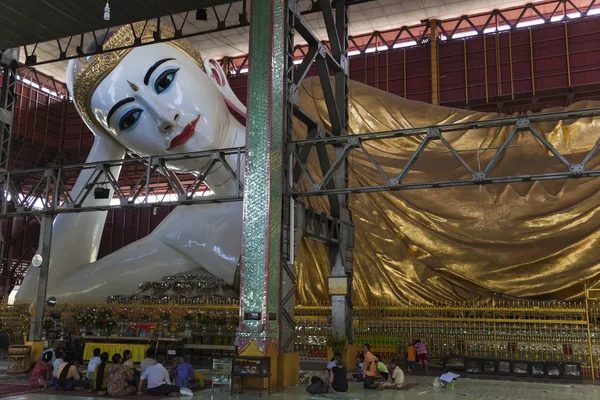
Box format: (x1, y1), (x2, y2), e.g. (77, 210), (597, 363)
(94, 187), (110, 199)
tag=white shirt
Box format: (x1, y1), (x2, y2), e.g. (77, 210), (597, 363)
(52, 358), (63, 378)
(87, 356), (101, 372)
(141, 363), (171, 389)
(327, 361), (336, 371)
(391, 367), (404, 385)
(140, 357), (157, 372)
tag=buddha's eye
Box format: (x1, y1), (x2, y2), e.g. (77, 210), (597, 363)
(154, 68), (179, 94)
(119, 108), (143, 131)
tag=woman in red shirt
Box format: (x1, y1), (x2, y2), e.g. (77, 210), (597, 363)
(30, 351), (53, 388)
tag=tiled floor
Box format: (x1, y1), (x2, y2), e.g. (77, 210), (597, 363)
(4, 376), (600, 400)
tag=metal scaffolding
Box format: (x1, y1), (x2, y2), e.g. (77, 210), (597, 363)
(290, 107), (600, 197)
(280, 0), (355, 349)
(18, 0), (376, 68)
(0, 147), (245, 217)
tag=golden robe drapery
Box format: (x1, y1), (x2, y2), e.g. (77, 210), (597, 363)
(294, 77), (600, 305)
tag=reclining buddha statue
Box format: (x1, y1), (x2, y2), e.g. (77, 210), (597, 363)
(16, 22), (600, 304)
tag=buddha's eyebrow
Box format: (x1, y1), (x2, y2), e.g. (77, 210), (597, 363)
(144, 58), (176, 86)
(106, 97), (135, 125)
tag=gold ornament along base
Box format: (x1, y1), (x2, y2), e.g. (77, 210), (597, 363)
(239, 340), (299, 389)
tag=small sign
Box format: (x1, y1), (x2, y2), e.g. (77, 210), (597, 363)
(31, 254), (43, 268)
(328, 276), (348, 295)
(167, 350), (176, 355)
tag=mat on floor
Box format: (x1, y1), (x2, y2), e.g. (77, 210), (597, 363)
(35, 386), (206, 400)
(0, 382), (46, 397)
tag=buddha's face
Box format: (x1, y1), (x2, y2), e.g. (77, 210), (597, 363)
(90, 43), (230, 169)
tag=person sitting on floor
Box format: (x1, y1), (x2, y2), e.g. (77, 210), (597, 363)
(137, 362), (181, 397)
(327, 353), (341, 372)
(107, 353), (136, 397)
(94, 352), (110, 394)
(55, 355), (90, 391)
(40, 340), (64, 364)
(378, 360), (405, 390)
(122, 349), (139, 385)
(140, 348), (157, 373)
(52, 350), (65, 379)
(329, 357), (348, 393)
(174, 354), (196, 389)
(352, 354), (365, 381)
(169, 351), (184, 381)
(122, 349), (135, 370)
(87, 348), (102, 382)
(30, 351), (53, 388)
(374, 354), (389, 380)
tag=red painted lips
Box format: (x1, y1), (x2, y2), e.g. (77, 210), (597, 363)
(167, 116), (199, 150)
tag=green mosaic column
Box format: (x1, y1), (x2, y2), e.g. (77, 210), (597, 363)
(238, 0), (287, 355)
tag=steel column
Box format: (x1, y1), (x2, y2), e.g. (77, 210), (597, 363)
(330, 0), (353, 342)
(0, 49), (18, 304)
(28, 213), (52, 341)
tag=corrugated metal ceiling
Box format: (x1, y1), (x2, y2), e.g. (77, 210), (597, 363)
(0, 0), (237, 49)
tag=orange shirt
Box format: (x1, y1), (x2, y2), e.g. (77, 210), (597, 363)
(363, 351), (379, 377)
(406, 345), (417, 361)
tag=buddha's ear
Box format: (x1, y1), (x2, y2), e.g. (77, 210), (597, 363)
(203, 58), (247, 120)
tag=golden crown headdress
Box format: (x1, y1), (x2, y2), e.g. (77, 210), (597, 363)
(73, 21), (204, 132)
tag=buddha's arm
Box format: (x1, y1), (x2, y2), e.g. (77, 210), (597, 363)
(16, 136), (126, 302)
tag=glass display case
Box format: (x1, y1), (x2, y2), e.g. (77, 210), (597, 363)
(531, 361), (545, 377)
(547, 361), (562, 378)
(444, 355), (465, 371)
(511, 360), (530, 376)
(563, 362), (581, 379)
(212, 358), (233, 392)
(465, 358), (483, 374)
(482, 359), (497, 374)
(498, 359), (511, 375)
(231, 356), (271, 397)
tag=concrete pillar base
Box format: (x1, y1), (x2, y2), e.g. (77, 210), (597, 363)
(240, 341), (300, 389)
(277, 352), (300, 387)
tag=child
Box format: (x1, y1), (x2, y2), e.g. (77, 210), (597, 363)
(87, 348), (101, 382)
(378, 360), (404, 390)
(406, 342), (417, 373)
(53, 350), (65, 379)
(352, 355), (365, 381)
(374, 354), (389, 380)
(327, 353), (341, 372)
(174, 354), (196, 388)
(415, 339), (428, 372)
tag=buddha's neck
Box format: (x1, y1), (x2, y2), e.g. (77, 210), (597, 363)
(202, 114), (246, 197)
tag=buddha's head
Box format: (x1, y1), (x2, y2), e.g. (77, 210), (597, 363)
(68, 22), (237, 170)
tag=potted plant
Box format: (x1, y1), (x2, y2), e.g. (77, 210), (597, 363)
(326, 330), (349, 361)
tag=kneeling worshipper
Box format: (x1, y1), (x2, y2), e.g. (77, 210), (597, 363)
(55, 355), (90, 391)
(107, 353), (137, 397)
(30, 351), (53, 388)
